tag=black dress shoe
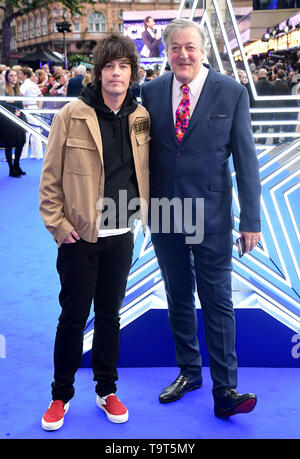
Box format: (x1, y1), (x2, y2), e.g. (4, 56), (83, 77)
(214, 388), (257, 418)
(159, 375), (202, 404)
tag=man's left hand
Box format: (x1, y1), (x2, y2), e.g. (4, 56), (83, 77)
(240, 231), (261, 253)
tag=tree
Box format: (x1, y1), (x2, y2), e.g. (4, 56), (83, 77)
(0, 0), (94, 64)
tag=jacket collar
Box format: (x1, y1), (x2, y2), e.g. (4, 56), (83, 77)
(70, 99), (93, 119)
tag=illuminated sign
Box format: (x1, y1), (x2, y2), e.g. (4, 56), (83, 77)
(233, 29), (300, 59)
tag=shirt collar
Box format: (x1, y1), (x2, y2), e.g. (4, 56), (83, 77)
(173, 65), (208, 97)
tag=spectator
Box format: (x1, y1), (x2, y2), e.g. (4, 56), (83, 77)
(273, 69), (290, 143)
(0, 64), (7, 87)
(39, 73), (57, 126)
(130, 66), (147, 98)
(36, 69), (48, 93)
(138, 66), (146, 84)
(296, 50), (300, 74)
(286, 70), (297, 91)
(18, 66), (44, 160)
(11, 65), (21, 73)
(52, 66), (64, 75)
(144, 69), (155, 82)
(82, 71), (92, 86)
(46, 72), (68, 113)
(66, 64), (86, 97)
(255, 68), (274, 144)
(273, 69), (290, 95)
(0, 68), (27, 177)
(49, 72), (68, 96)
(42, 63), (50, 74)
(295, 81), (300, 134)
(42, 73), (56, 96)
(239, 71), (255, 108)
(252, 72), (258, 83)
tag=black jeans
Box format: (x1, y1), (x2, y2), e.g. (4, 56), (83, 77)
(51, 232), (134, 403)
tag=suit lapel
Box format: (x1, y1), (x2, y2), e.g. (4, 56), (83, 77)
(182, 66), (218, 143)
(159, 73), (178, 147)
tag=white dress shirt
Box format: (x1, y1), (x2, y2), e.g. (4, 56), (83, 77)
(20, 78), (41, 108)
(172, 64), (209, 124)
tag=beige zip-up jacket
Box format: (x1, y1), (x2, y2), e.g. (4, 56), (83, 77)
(39, 98), (150, 246)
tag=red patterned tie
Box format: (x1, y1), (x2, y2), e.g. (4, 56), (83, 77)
(175, 84), (190, 142)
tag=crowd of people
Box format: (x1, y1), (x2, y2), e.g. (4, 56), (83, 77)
(0, 63), (93, 177)
(237, 55), (300, 144)
(1, 48), (300, 178)
(0, 61), (161, 177)
(237, 52), (300, 99)
(0, 60), (159, 104)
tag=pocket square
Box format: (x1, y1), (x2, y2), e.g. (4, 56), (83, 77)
(210, 114), (228, 119)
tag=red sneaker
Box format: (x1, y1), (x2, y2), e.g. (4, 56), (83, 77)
(96, 394), (128, 423)
(41, 400), (69, 431)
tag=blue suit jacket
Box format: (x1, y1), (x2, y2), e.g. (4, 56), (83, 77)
(66, 74), (84, 97)
(141, 29), (160, 58)
(141, 64), (261, 236)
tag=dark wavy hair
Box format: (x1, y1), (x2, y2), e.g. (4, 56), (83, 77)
(92, 33), (139, 84)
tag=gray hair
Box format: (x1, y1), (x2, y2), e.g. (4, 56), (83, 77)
(163, 19), (206, 52)
(77, 64), (87, 75)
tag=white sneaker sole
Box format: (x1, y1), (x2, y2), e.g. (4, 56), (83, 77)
(41, 402), (69, 431)
(96, 396), (128, 424)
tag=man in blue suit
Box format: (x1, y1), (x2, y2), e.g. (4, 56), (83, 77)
(66, 64), (86, 97)
(141, 19), (261, 418)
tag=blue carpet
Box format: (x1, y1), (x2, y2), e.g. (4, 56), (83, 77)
(1, 155), (300, 440)
(1, 365), (300, 439)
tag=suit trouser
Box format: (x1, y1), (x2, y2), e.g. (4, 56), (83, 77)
(51, 232), (134, 403)
(151, 231), (238, 400)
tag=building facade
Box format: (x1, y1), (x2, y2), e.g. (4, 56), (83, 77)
(3, 1), (182, 64)
(0, 0), (252, 65)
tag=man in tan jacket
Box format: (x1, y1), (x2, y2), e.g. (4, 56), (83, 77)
(39, 33), (150, 430)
